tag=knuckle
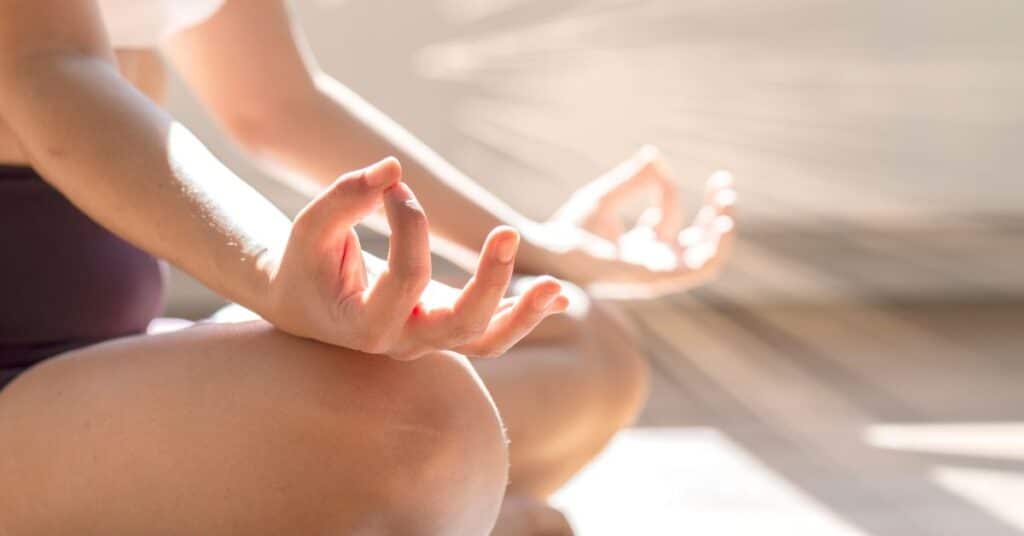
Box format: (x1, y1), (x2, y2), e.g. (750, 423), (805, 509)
(395, 260), (431, 280)
(387, 266), (430, 294)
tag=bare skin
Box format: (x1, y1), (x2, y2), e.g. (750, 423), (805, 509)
(0, 283), (645, 535)
(0, 0), (736, 533)
(0, 322), (512, 535)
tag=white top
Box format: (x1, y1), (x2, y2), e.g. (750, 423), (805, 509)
(97, 0), (226, 48)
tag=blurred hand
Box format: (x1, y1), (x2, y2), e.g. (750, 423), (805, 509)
(264, 157), (568, 360)
(535, 146), (737, 298)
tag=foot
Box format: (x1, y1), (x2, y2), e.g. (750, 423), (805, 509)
(491, 496), (574, 536)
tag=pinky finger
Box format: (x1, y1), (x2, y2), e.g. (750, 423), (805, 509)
(456, 278), (568, 358)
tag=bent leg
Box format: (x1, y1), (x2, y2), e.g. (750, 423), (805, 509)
(0, 321), (508, 535)
(474, 288), (650, 499)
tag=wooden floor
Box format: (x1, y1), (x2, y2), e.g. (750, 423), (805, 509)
(549, 223), (1024, 535)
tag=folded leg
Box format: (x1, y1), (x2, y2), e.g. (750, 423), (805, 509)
(0, 321), (509, 535)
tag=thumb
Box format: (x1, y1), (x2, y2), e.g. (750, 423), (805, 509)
(292, 157), (402, 248)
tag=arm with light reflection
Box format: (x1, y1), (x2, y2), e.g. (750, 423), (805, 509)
(166, 0), (738, 298)
(0, 0), (568, 360)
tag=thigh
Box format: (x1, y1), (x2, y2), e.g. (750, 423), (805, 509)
(0, 321), (505, 535)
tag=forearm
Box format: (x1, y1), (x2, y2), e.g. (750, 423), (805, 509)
(0, 54), (289, 312)
(237, 74), (550, 273)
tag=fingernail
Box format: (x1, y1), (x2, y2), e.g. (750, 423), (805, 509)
(495, 233), (519, 263)
(365, 157), (400, 188)
(386, 183), (422, 211)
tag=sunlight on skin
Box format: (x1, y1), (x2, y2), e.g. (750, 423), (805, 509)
(552, 427), (868, 536)
(932, 467), (1024, 531)
(523, 143), (738, 299)
(165, 122), (291, 266)
(864, 423), (1024, 461)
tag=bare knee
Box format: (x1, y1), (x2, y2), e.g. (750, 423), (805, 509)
(357, 350), (510, 534)
(0, 325), (509, 535)
(288, 342), (509, 534)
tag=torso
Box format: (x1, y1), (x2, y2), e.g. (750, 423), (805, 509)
(0, 0), (224, 382)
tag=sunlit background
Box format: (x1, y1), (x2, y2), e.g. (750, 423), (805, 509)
(166, 1), (1024, 534)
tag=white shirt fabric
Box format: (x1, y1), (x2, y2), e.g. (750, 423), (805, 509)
(97, 0), (226, 48)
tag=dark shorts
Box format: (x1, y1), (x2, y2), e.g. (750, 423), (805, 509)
(0, 367), (23, 390)
(0, 165), (165, 391)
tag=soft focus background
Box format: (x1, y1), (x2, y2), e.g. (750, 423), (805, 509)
(165, 1), (1024, 534)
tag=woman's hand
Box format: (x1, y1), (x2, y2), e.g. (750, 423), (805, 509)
(531, 146), (737, 299)
(261, 157), (568, 360)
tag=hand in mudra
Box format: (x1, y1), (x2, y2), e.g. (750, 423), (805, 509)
(541, 146), (737, 298)
(264, 157), (568, 360)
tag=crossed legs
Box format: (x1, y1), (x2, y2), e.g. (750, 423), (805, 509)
(0, 290), (647, 535)
(0, 322), (508, 535)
